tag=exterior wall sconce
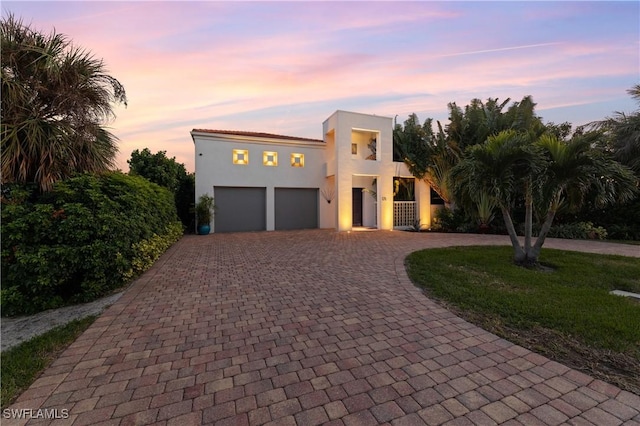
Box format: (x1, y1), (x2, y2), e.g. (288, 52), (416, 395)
(321, 186), (335, 203)
(291, 153), (304, 167)
(263, 151), (278, 166)
(232, 149), (248, 165)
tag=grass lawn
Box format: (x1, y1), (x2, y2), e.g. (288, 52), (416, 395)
(1, 316), (96, 408)
(406, 246), (640, 394)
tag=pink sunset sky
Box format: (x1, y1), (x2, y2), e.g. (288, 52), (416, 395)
(3, 1), (639, 173)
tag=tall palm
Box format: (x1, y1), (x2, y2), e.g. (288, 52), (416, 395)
(1, 14), (126, 192)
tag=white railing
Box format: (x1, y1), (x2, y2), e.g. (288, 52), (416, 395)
(394, 201), (416, 227)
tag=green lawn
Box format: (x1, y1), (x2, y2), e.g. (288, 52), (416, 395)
(1, 316), (96, 408)
(406, 246), (640, 392)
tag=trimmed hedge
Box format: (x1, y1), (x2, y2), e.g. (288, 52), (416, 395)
(1, 172), (183, 316)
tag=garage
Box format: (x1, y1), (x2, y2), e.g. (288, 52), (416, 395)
(214, 186), (266, 233)
(275, 188), (318, 230)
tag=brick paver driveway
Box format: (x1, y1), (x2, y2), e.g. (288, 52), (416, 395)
(7, 231), (640, 425)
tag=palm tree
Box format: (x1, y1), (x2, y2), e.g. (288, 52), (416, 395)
(532, 134), (637, 258)
(453, 130), (636, 265)
(1, 14), (127, 192)
(445, 96), (546, 150)
(588, 85), (640, 176)
(453, 130), (542, 264)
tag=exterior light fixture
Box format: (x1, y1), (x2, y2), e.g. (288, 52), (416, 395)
(291, 153), (304, 168)
(232, 149), (248, 165)
(263, 151), (278, 166)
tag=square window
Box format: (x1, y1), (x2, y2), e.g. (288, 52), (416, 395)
(263, 151), (278, 166)
(351, 143), (358, 155)
(291, 153), (304, 168)
(232, 149), (248, 165)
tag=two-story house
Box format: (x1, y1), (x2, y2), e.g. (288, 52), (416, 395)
(191, 110), (433, 233)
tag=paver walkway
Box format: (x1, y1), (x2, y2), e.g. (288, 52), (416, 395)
(5, 231), (640, 425)
(2, 292), (124, 352)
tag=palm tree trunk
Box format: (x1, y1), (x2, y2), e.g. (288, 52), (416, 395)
(524, 185), (533, 257)
(531, 208), (557, 262)
(501, 207), (526, 262)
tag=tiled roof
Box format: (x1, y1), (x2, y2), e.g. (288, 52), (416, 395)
(192, 129), (324, 143)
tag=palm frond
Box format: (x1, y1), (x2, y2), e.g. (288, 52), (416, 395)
(1, 13), (126, 191)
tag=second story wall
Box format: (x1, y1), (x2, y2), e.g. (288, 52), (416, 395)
(192, 132), (326, 197)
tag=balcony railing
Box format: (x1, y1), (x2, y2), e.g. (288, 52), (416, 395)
(393, 201), (416, 227)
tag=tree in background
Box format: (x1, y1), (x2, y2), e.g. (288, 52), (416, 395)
(128, 148), (195, 231)
(1, 14), (126, 192)
(395, 96), (549, 212)
(128, 148), (187, 193)
(175, 173), (196, 231)
(394, 114), (460, 207)
(568, 85), (640, 240)
(588, 85), (640, 175)
(445, 96), (546, 150)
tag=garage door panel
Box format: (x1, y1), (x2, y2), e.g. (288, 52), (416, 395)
(275, 188), (318, 230)
(214, 187), (266, 233)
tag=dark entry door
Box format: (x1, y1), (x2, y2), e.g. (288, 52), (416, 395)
(352, 188), (363, 226)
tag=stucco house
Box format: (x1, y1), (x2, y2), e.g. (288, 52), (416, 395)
(191, 110), (435, 233)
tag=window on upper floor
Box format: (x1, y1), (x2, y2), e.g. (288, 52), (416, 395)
(263, 151), (278, 166)
(291, 153), (304, 167)
(233, 149), (248, 165)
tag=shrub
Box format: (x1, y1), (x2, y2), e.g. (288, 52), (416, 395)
(563, 195), (640, 241)
(129, 222), (183, 278)
(547, 222), (608, 240)
(1, 172), (182, 316)
(431, 207), (469, 232)
(605, 224), (640, 241)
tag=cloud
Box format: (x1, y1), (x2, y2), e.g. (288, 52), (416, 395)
(434, 42), (564, 58)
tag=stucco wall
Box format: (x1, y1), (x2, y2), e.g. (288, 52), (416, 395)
(323, 111), (395, 231)
(193, 133), (326, 232)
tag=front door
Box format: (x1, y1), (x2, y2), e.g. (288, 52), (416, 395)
(352, 188), (363, 226)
